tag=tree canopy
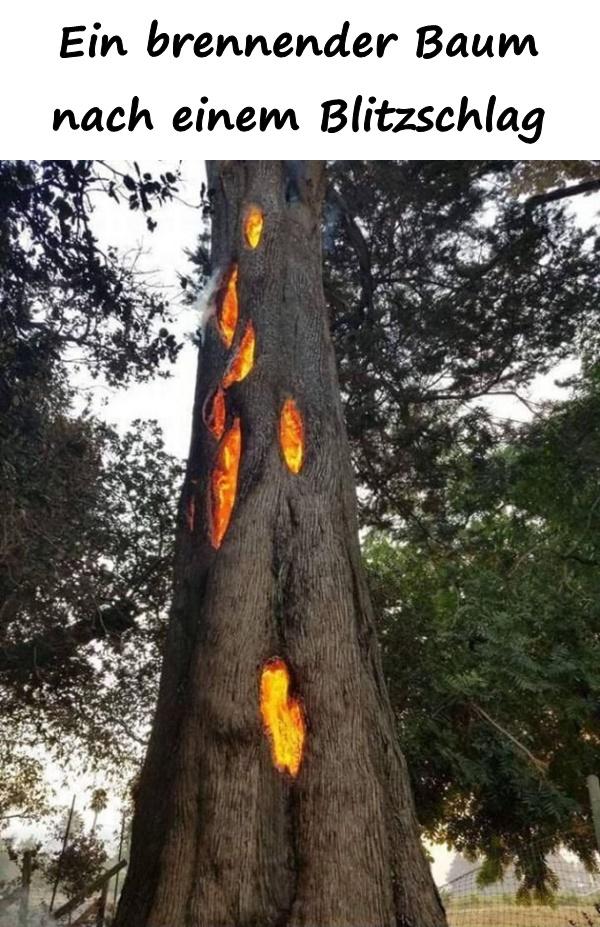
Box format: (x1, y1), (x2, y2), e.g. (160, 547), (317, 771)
(366, 364), (600, 893)
(325, 160), (600, 537)
(0, 160), (184, 820)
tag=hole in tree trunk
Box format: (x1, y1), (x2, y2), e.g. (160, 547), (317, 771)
(209, 417), (241, 548)
(279, 398), (304, 474)
(243, 205), (264, 249)
(222, 321), (256, 388)
(260, 658), (306, 778)
(217, 265), (239, 348)
(204, 385), (226, 440)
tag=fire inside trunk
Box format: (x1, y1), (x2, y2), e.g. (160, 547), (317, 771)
(244, 204), (264, 249)
(222, 320), (256, 388)
(115, 161), (446, 927)
(204, 385), (226, 441)
(279, 397), (304, 474)
(209, 417), (241, 549)
(218, 264), (239, 347)
(260, 657), (306, 778)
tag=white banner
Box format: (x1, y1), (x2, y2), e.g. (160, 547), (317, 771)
(1, 0), (597, 156)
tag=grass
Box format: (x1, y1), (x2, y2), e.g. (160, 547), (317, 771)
(445, 895), (600, 927)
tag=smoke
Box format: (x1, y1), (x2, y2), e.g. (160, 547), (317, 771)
(195, 268), (222, 343)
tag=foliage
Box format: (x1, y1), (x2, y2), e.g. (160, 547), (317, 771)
(0, 160), (182, 387)
(41, 819), (108, 901)
(0, 751), (48, 828)
(324, 160), (600, 535)
(90, 789), (109, 817)
(512, 160), (600, 196)
(0, 413), (182, 789)
(366, 364), (600, 893)
(0, 160), (186, 814)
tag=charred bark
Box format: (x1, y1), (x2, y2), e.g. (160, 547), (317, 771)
(115, 161), (446, 927)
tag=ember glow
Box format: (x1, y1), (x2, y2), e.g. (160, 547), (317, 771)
(218, 265), (239, 347)
(279, 398), (304, 474)
(222, 322), (256, 388)
(260, 658), (305, 778)
(210, 418), (241, 548)
(205, 385), (226, 440)
(244, 205), (264, 249)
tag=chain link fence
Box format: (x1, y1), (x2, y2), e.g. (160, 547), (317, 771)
(441, 846), (600, 927)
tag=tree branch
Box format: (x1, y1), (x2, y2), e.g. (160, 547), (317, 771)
(471, 703), (549, 775)
(525, 177), (600, 209)
(0, 555), (170, 677)
(0, 603), (137, 676)
(328, 187), (374, 322)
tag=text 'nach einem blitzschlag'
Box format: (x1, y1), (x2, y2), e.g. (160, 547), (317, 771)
(54, 20), (545, 144)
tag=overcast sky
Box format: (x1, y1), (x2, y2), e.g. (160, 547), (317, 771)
(84, 160), (208, 460)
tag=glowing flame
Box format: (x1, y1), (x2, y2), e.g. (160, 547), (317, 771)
(260, 658), (305, 778)
(279, 398), (304, 474)
(222, 322), (256, 388)
(218, 265), (238, 348)
(244, 205), (264, 249)
(210, 418), (241, 549)
(205, 385), (226, 440)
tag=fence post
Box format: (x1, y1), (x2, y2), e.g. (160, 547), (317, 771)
(95, 882), (108, 927)
(112, 812), (125, 910)
(18, 849), (33, 927)
(50, 794), (76, 912)
(587, 774), (600, 854)
(52, 859), (127, 921)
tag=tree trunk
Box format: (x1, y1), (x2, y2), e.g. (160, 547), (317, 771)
(114, 161), (446, 927)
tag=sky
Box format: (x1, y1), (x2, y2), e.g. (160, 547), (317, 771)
(77, 160), (208, 459)
(7, 162), (599, 886)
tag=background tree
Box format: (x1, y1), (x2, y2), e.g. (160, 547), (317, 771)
(324, 160), (600, 535)
(0, 160), (184, 810)
(41, 810), (108, 902)
(90, 789), (109, 834)
(0, 160), (181, 385)
(0, 410), (182, 790)
(1, 839), (41, 913)
(514, 160), (600, 205)
(365, 361), (600, 895)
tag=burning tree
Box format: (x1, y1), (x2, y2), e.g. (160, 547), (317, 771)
(115, 161), (446, 927)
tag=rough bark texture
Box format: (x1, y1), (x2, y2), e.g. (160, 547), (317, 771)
(115, 161), (446, 927)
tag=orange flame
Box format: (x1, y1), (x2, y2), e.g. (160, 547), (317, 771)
(222, 322), (255, 388)
(218, 265), (238, 348)
(279, 398), (304, 474)
(210, 418), (241, 549)
(205, 385), (226, 440)
(244, 205), (264, 249)
(260, 658), (305, 778)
